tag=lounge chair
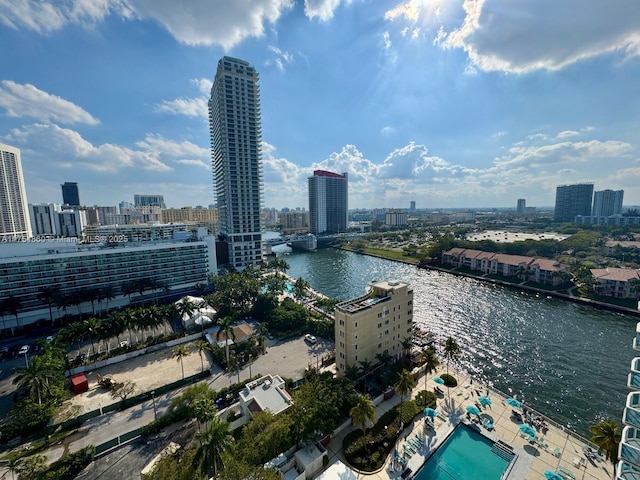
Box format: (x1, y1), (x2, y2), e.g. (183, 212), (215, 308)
(573, 457), (586, 468)
(413, 435), (425, 446)
(553, 447), (562, 458)
(403, 445), (414, 457)
(558, 466), (576, 479)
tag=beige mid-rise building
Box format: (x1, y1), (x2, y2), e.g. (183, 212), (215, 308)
(334, 280), (413, 377)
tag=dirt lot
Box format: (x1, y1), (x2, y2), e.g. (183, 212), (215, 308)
(56, 343), (210, 421)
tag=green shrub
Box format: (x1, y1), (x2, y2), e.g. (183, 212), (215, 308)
(39, 446), (95, 480)
(440, 373), (457, 387)
(415, 390), (436, 408)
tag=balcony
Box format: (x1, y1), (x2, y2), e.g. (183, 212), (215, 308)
(617, 460), (640, 480)
(634, 323), (640, 351)
(624, 393), (640, 428)
(630, 358), (640, 389)
(620, 426), (640, 469)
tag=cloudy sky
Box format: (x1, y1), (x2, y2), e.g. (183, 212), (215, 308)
(1, 0), (639, 210)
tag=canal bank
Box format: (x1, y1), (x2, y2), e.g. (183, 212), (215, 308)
(338, 246), (640, 319)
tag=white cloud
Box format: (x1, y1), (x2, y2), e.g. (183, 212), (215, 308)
(0, 0), (294, 49)
(0, 81), (99, 125)
(439, 0), (640, 73)
(556, 130), (580, 139)
(155, 77), (212, 119)
(381, 126), (395, 135)
(383, 31), (392, 50)
(267, 45), (294, 71)
(3, 124), (186, 173)
(127, 0), (295, 49)
(155, 96), (208, 118)
(304, 0), (341, 21)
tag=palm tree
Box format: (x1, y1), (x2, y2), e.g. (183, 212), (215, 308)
(589, 420), (621, 472)
(216, 317), (235, 369)
(101, 285), (116, 312)
(38, 286), (60, 326)
(358, 359), (373, 393)
(443, 336), (461, 401)
(194, 339), (211, 372)
(83, 317), (101, 358)
(421, 347), (440, 393)
(195, 417), (234, 477)
(350, 393), (377, 436)
(292, 277), (310, 302)
(176, 296), (197, 327)
(16, 359), (49, 405)
(255, 322), (269, 353)
(173, 345), (191, 380)
(395, 369), (416, 418)
(2, 295), (22, 334)
(15, 454), (46, 479)
(401, 337), (413, 358)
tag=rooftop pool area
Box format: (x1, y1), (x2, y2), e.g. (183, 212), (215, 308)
(413, 424), (513, 480)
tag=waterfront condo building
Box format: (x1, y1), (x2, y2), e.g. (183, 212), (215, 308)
(334, 280), (413, 378)
(61, 182), (81, 207)
(553, 183), (594, 222)
(209, 56), (263, 270)
(308, 170), (348, 234)
(134, 194), (166, 209)
(0, 143), (32, 240)
(592, 189), (624, 217)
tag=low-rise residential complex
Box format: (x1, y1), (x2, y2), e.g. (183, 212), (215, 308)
(334, 280), (413, 377)
(441, 248), (568, 286)
(590, 267), (640, 299)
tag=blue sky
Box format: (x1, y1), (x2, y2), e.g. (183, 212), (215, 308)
(1, 0), (639, 210)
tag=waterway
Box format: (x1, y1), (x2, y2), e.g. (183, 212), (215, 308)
(273, 244), (636, 437)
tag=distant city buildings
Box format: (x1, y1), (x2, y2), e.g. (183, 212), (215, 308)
(61, 182), (80, 207)
(209, 56), (263, 270)
(308, 170), (348, 234)
(592, 189), (623, 217)
(134, 194), (166, 209)
(0, 143), (32, 240)
(279, 210), (309, 235)
(410, 201), (416, 211)
(385, 210), (408, 227)
(516, 199), (526, 214)
(334, 280), (413, 378)
(553, 183), (594, 222)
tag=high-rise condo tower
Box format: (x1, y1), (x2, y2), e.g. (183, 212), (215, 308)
(308, 170), (348, 234)
(0, 143), (32, 240)
(209, 57), (263, 270)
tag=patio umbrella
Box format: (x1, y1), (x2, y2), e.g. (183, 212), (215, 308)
(466, 405), (481, 416)
(478, 396), (492, 406)
(424, 408), (437, 418)
(544, 471), (564, 480)
(519, 423), (536, 437)
(507, 397), (522, 408)
(433, 377), (445, 385)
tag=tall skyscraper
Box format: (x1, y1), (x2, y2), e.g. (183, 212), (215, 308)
(0, 143), (32, 240)
(554, 183), (594, 222)
(516, 198), (526, 214)
(209, 56), (263, 270)
(61, 182), (80, 206)
(308, 170), (348, 234)
(410, 201), (416, 211)
(592, 189), (624, 217)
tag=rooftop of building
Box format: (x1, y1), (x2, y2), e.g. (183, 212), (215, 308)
(239, 374), (293, 416)
(336, 280), (409, 314)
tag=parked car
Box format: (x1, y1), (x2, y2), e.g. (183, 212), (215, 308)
(18, 345), (30, 355)
(304, 334), (317, 344)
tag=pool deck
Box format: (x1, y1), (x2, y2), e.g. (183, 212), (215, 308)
(321, 365), (615, 480)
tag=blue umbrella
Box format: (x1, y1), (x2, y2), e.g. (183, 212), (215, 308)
(478, 396), (492, 406)
(466, 405), (481, 416)
(424, 408), (437, 418)
(544, 471), (564, 480)
(433, 377), (445, 385)
(519, 423), (536, 437)
(507, 397), (522, 408)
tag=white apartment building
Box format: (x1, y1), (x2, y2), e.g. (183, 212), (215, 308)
(334, 280), (413, 377)
(0, 236), (217, 331)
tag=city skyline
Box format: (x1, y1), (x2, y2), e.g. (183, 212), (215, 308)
(1, 1), (639, 209)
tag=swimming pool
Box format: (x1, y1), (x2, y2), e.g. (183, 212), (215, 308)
(413, 424), (512, 480)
